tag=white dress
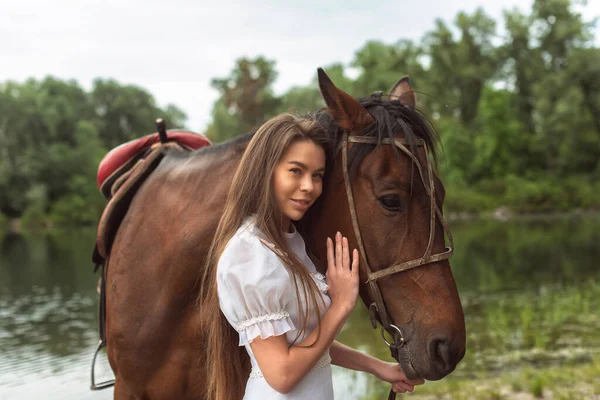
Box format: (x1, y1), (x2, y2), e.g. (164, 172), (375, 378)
(217, 217), (333, 399)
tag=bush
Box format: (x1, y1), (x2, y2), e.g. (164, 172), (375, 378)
(49, 193), (103, 226)
(21, 206), (50, 228)
(504, 174), (600, 213)
(444, 184), (497, 214)
(530, 375), (545, 398)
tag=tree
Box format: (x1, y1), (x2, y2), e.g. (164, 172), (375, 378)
(425, 8), (500, 126)
(209, 57), (281, 141)
(91, 79), (187, 148)
(352, 40), (428, 101)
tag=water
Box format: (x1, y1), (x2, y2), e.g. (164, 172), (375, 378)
(1, 213), (598, 399)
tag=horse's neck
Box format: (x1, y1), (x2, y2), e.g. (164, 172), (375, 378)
(163, 139), (248, 177)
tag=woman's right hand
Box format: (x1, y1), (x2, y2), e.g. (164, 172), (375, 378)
(326, 232), (360, 317)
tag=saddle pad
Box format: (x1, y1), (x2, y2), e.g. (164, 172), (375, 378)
(97, 130), (211, 192)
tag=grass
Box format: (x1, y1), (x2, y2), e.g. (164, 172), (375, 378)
(363, 355), (600, 399)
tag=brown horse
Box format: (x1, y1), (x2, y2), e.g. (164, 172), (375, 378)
(104, 69), (466, 399)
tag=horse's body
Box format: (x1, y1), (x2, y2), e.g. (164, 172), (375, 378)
(104, 71), (466, 399)
(106, 140), (247, 398)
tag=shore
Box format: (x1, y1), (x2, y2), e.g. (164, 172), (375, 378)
(366, 355), (600, 399)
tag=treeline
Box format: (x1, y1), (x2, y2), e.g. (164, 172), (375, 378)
(1, 0), (599, 227)
(205, 0), (600, 215)
(0, 78), (186, 226)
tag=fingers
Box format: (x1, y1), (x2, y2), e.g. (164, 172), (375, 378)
(351, 249), (359, 276)
(326, 237), (334, 270)
(342, 237), (350, 270)
(392, 383), (405, 393)
(328, 232), (358, 275)
(392, 380), (414, 393)
(335, 232), (342, 269)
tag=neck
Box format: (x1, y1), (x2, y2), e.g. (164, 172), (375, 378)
(281, 217), (292, 234)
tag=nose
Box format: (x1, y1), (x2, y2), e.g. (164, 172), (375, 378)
(300, 175), (314, 193)
(427, 335), (464, 377)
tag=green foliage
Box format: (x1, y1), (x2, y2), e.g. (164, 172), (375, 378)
(503, 174), (600, 213)
(0, 77), (185, 225)
(91, 79), (187, 148)
(198, 0), (600, 215)
(530, 374), (545, 398)
(443, 185), (497, 214)
(352, 40), (427, 97)
(207, 56), (281, 142)
(1, 0), (598, 225)
(278, 86), (324, 115)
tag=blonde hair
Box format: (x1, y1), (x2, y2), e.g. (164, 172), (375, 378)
(199, 113), (330, 400)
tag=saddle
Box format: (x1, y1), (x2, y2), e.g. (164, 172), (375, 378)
(92, 130), (211, 266)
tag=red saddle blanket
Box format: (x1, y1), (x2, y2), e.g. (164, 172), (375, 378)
(97, 130), (211, 196)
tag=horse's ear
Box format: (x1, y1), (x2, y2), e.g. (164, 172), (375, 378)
(389, 76), (416, 108)
(317, 68), (374, 132)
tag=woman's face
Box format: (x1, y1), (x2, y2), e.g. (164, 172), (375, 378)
(273, 139), (326, 228)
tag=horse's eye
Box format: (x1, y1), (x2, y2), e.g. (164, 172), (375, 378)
(379, 195), (404, 212)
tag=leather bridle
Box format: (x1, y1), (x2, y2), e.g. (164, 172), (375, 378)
(340, 131), (454, 398)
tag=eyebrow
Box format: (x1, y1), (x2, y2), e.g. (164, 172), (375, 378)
(288, 161), (325, 172)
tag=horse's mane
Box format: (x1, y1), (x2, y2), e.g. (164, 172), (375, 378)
(312, 96), (441, 181)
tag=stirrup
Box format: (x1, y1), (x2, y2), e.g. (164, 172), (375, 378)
(90, 340), (115, 390)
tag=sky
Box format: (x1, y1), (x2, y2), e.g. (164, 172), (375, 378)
(2, 0), (599, 133)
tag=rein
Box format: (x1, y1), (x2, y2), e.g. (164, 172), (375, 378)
(340, 132), (454, 398)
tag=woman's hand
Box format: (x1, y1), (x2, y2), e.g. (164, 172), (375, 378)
(373, 361), (425, 394)
(326, 232), (359, 317)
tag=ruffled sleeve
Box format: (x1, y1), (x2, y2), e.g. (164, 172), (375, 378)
(217, 232), (296, 346)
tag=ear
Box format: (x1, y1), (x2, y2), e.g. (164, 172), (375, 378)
(389, 76), (416, 108)
(317, 68), (374, 132)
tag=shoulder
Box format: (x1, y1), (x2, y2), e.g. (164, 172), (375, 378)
(217, 221), (289, 286)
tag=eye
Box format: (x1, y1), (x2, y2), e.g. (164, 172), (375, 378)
(290, 168), (302, 175)
(379, 195), (404, 212)
(313, 172), (324, 180)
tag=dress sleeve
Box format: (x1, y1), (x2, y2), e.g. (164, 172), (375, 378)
(217, 233), (296, 346)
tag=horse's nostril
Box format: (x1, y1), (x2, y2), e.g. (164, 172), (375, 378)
(429, 337), (453, 373)
(435, 340), (450, 367)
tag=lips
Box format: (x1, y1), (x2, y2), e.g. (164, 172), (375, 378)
(291, 199), (310, 208)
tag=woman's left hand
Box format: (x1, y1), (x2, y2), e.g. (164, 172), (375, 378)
(373, 361), (425, 394)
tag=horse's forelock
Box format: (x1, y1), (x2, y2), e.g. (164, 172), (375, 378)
(316, 98), (440, 183)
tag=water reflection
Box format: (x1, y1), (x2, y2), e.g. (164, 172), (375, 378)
(0, 214), (598, 399)
(0, 229), (112, 400)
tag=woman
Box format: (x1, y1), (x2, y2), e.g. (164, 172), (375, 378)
(201, 114), (423, 399)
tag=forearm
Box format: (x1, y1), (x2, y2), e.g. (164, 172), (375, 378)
(284, 305), (349, 388)
(252, 304), (349, 393)
(330, 340), (381, 375)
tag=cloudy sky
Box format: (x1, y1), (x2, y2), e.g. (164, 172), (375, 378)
(2, 0), (598, 132)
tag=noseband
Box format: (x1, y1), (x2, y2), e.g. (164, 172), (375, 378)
(340, 131), (454, 391)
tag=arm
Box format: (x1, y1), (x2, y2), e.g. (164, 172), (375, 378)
(330, 340), (425, 394)
(330, 340), (381, 374)
(250, 233), (359, 394)
(250, 303), (349, 394)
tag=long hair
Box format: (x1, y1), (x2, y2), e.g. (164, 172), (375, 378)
(199, 113), (331, 400)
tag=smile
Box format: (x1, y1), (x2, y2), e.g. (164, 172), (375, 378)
(291, 199), (310, 207)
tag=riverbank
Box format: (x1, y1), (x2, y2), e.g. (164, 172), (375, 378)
(361, 354), (600, 399)
(2, 215), (598, 399)
(397, 355), (600, 400)
(2, 207), (599, 234)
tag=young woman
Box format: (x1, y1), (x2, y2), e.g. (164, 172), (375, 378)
(201, 114), (423, 399)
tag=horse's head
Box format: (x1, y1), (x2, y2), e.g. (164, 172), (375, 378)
(303, 69), (466, 381)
